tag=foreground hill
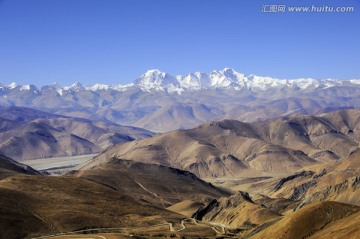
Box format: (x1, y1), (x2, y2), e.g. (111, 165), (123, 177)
(95, 110), (360, 178)
(75, 158), (230, 207)
(0, 106), (153, 160)
(0, 155), (203, 238)
(0, 174), (183, 239)
(0, 152), (235, 238)
(248, 201), (360, 239)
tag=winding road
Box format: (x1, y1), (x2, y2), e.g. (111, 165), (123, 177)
(31, 217), (230, 239)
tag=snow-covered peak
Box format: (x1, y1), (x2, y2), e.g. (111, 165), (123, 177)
(287, 78), (320, 90)
(51, 82), (62, 89)
(20, 85), (30, 91)
(246, 75), (286, 90)
(349, 79), (360, 85)
(1, 69), (357, 96)
(135, 69), (180, 91)
(86, 83), (110, 91)
(209, 68), (243, 87)
(178, 73), (202, 90)
(64, 82), (85, 92)
(8, 82), (18, 89)
(19, 84), (39, 94)
(131, 68), (349, 92)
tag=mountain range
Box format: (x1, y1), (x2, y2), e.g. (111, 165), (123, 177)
(3, 68), (359, 93)
(2, 68), (360, 132)
(1, 69), (360, 238)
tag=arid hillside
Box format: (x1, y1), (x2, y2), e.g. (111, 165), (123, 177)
(94, 109), (360, 178)
(75, 158), (230, 207)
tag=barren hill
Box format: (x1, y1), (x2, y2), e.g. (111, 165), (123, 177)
(0, 174), (183, 239)
(75, 158), (230, 208)
(268, 148), (360, 209)
(248, 201), (360, 239)
(95, 110), (360, 178)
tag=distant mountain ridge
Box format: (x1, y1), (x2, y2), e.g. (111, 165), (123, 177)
(0, 106), (153, 160)
(2, 68), (360, 132)
(1, 68), (359, 94)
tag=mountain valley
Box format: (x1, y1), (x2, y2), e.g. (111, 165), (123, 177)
(1, 71), (360, 238)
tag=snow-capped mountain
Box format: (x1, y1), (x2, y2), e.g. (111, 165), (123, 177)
(134, 69), (181, 93)
(1, 68), (355, 95)
(0, 68), (360, 132)
(133, 68), (355, 93)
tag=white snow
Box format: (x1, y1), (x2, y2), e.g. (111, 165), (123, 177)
(350, 79), (360, 85)
(57, 89), (64, 96)
(135, 69), (181, 91)
(8, 82), (17, 89)
(3, 69), (356, 95)
(86, 84), (110, 91)
(64, 82), (84, 92)
(20, 85), (31, 91)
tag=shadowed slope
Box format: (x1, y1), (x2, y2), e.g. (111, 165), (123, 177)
(76, 158), (230, 207)
(267, 149), (360, 208)
(0, 154), (41, 179)
(193, 191), (281, 228)
(0, 174), (183, 239)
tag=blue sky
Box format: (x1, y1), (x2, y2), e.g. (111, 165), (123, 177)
(0, 0), (359, 86)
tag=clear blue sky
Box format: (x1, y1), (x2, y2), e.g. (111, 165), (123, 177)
(0, 0), (359, 86)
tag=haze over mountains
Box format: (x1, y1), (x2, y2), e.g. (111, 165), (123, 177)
(2, 68), (360, 132)
(0, 106), (153, 160)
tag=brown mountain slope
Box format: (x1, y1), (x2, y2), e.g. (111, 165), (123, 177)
(267, 148), (360, 208)
(97, 125), (318, 178)
(96, 109), (360, 179)
(252, 112), (360, 162)
(0, 154), (40, 179)
(308, 210), (360, 239)
(248, 201), (360, 239)
(75, 158), (230, 208)
(0, 174), (183, 239)
(167, 200), (205, 217)
(192, 191), (281, 228)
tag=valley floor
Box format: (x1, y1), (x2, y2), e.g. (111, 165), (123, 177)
(22, 154), (97, 174)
